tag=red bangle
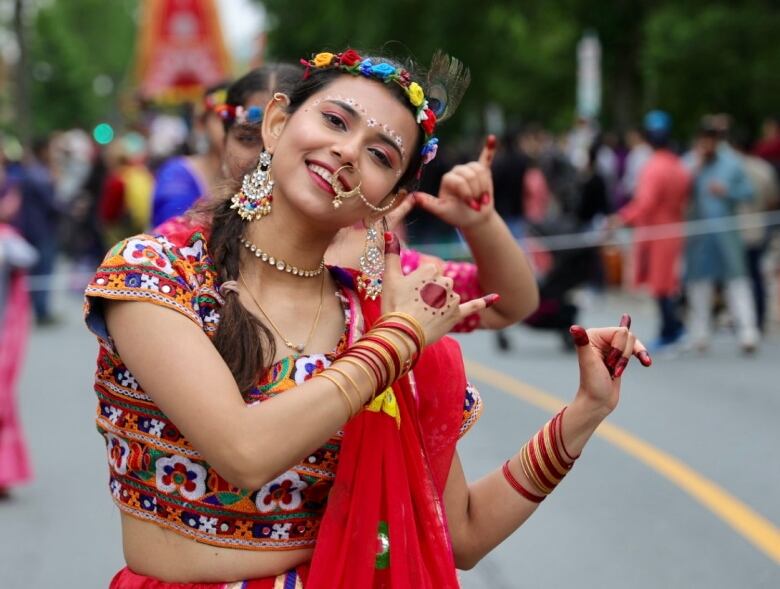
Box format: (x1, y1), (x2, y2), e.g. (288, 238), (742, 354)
(549, 413), (573, 471)
(361, 335), (402, 377)
(535, 430), (566, 481)
(526, 436), (557, 491)
(341, 349), (385, 393)
(502, 460), (545, 503)
(557, 407), (580, 462)
(375, 321), (422, 352)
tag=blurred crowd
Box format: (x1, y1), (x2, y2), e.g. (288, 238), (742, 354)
(1, 76), (779, 356)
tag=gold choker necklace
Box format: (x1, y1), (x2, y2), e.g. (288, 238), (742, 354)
(240, 237), (325, 278)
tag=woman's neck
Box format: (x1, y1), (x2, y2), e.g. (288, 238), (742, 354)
(240, 199), (336, 287)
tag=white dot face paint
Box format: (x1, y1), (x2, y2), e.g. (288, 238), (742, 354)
(311, 94), (407, 158)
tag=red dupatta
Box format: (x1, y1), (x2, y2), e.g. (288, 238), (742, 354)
(307, 269), (466, 588)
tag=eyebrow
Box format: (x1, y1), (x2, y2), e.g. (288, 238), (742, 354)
(325, 99), (405, 162)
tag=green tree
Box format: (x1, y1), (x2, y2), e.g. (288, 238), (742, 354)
(27, 0), (138, 134)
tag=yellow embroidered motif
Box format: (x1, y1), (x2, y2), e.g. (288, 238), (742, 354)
(366, 388), (401, 428)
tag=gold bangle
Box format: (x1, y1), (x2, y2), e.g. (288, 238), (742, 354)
(318, 372), (356, 419)
(336, 357), (377, 398)
(354, 340), (397, 384)
(372, 327), (414, 375)
(542, 421), (569, 478)
(520, 443), (552, 495)
(327, 365), (364, 409)
(531, 431), (563, 488)
(377, 312), (426, 349)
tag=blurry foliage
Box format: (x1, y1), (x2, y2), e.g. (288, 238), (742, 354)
(9, 0), (780, 141)
(27, 0), (138, 134)
(261, 0), (780, 140)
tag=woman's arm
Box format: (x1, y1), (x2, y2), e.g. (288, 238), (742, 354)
(443, 323), (649, 569)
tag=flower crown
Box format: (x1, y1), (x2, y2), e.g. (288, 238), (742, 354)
(213, 104), (264, 126)
(301, 49), (439, 165)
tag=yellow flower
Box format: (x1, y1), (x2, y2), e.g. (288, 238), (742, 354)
(407, 82), (425, 107)
(313, 52), (335, 67)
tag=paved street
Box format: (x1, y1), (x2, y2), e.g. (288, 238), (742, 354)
(1, 288), (779, 588)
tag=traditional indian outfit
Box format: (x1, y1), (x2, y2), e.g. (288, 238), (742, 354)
(85, 224), (482, 587)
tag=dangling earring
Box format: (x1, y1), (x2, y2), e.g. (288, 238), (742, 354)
(230, 149), (274, 221)
(357, 220), (384, 300)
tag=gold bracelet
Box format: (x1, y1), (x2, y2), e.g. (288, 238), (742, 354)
(336, 357), (377, 398)
(377, 312), (426, 349)
(542, 421), (569, 478)
(520, 443), (552, 495)
(318, 372), (356, 419)
(531, 431), (563, 487)
(327, 365), (364, 409)
(354, 339), (397, 384)
(372, 327), (414, 375)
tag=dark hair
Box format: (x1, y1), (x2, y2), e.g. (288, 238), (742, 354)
(222, 64), (302, 133)
(207, 56), (428, 391)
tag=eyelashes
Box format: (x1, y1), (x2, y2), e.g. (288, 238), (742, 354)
(320, 111), (393, 169)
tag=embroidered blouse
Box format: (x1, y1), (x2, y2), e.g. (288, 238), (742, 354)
(84, 227), (482, 551)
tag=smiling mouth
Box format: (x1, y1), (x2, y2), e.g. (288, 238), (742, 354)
(307, 161), (353, 193)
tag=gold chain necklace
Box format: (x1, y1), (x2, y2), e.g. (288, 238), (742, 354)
(238, 268), (326, 354)
(240, 237), (325, 278)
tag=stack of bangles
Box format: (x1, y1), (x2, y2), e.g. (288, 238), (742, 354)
(502, 407), (580, 503)
(316, 312), (426, 419)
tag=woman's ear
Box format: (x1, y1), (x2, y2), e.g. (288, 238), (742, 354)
(261, 93), (291, 153)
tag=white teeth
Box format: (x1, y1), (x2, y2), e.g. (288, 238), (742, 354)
(308, 163), (344, 191)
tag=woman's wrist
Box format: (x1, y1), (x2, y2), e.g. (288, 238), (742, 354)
(457, 209), (500, 233)
(558, 396), (610, 459)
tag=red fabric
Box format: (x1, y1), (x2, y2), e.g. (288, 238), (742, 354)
(0, 226), (33, 488)
(307, 271), (465, 588)
(100, 173), (126, 223)
(110, 565), (309, 588)
(618, 150), (690, 297)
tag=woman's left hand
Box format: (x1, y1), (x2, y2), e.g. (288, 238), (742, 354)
(569, 314), (652, 415)
(411, 135), (497, 229)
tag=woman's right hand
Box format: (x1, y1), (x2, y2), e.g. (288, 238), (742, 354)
(379, 232), (497, 345)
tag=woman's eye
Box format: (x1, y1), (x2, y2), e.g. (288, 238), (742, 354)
(237, 134), (260, 146)
(370, 148), (391, 168)
(322, 112), (347, 130)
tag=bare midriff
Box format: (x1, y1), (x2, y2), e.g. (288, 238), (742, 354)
(121, 513), (312, 583)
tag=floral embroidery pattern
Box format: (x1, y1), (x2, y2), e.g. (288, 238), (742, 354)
(107, 434), (129, 475)
(122, 238), (174, 274)
(156, 455), (207, 500)
(256, 472), (308, 513)
(293, 354), (330, 384)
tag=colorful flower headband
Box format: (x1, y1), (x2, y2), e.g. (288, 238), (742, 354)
(301, 49), (439, 165)
(213, 104), (264, 126)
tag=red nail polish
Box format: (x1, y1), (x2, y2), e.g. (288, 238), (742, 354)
(569, 325), (589, 347)
(480, 192), (491, 205)
(468, 200), (481, 211)
(486, 135), (496, 149)
(638, 351), (652, 366)
(484, 293), (500, 308)
(614, 357), (629, 378)
(606, 347), (622, 368)
(384, 232), (400, 255)
(620, 313), (631, 329)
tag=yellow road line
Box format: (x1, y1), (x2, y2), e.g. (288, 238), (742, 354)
(465, 359), (780, 565)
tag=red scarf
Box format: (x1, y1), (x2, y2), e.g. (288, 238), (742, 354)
(307, 270), (466, 588)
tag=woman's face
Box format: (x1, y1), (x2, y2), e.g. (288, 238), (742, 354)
(223, 90), (271, 180)
(264, 76), (419, 228)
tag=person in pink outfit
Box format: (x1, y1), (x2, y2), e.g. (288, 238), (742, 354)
(611, 111), (690, 348)
(0, 166), (35, 496)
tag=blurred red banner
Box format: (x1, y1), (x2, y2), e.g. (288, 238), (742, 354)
(136, 0), (230, 103)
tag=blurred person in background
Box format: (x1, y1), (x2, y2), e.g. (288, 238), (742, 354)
(620, 127), (652, 203)
(610, 111), (690, 351)
(731, 131), (780, 333)
(151, 83), (230, 226)
(753, 115), (780, 173)
(0, 153), (35, 496)
(14, 136), (64, 325)
(684, 120), (758, 353)
(98, 133), (154, 245)
(491, 125), (528, 237)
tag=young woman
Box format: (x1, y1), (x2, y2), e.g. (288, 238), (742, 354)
(86, 49), (650, 587)
(161, 64), (539, 331)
